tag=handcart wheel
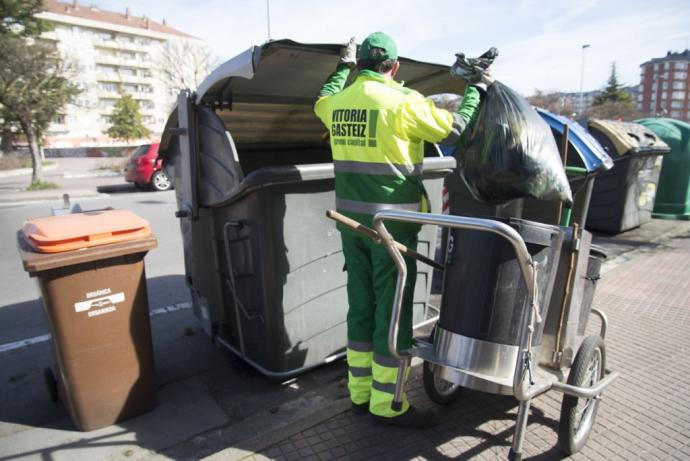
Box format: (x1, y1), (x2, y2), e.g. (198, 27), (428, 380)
(558, 335), (606, 455)
(43, 367), (59, 402)
(422, 328), (463, 405)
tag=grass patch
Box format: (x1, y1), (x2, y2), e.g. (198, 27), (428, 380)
(26, 180), (59, 191)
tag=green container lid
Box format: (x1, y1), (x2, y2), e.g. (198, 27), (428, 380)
(637, 118), (690, 219)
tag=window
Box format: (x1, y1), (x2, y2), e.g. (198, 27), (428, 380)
(100, 99), (117, 108)
(99, 82), (118, 92)
(119, 67), (136, 76)
(664, 62), (670, 70)
(655, 63), (660, 71)
(675, 71), (688, 80)
(661, 92), (668, 99)
(671, 100), (684, 109)
(637, 93), (644, 102)
(53, 115), (66, 124)
(673, 81), (686, 90)
(672, 91), (685, 99)
(662, 72), (669, 79)
(651, 92), (657, 101)
(99, 116), (112, 124)
(675, 62), (688, 70)
(96, 65), (117, 74)
(662, 82), (669, 90)
(670, 110), (681, 117)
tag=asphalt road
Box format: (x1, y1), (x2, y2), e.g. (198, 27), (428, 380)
(0, 189), (188, 345)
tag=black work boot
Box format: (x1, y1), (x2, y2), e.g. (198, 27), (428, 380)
(351, 402), (369, 415)
(370, 406), (437, 429)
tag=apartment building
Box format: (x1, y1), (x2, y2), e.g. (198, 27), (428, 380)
(36, 0), (207, 147)
(638, 50), (690, 122)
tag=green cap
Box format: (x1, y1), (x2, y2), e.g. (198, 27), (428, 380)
(359, 32), (398, 61)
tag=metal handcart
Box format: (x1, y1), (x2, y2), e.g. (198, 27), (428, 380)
(371, 210), (619, 461)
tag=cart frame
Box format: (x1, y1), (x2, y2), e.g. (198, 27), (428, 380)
(372, 210), (619, 460)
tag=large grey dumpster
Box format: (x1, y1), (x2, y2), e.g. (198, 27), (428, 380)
(159, 40), (462, 377)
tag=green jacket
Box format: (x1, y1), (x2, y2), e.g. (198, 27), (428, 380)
(314, 66), (480, 233)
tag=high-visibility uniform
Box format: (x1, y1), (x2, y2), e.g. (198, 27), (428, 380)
(315, 68), (480, 417)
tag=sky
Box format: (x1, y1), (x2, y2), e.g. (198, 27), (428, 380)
(98, 0), (690, 96)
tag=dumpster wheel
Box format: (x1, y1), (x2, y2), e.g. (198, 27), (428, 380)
(558, 335), (606, 455)
(422, 328), (463, 405)
(43, 367), (59, 402)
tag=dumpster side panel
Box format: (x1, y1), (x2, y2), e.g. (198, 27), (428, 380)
(36, 253), (156, 431)
(208, 172), (444, 376)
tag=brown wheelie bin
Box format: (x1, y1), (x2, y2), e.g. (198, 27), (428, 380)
(17, 209), (158, 431)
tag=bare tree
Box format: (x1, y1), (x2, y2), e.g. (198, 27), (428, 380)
(155, 39), (215, 95)
(527, 90), (573, 115)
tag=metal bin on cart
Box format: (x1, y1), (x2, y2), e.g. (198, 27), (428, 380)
(17, 209), (158, 431)
(586, 119), (671, 233)
(159, 39), (469, 378)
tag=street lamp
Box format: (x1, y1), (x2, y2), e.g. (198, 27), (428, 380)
(579, 44), (591, 116)
(266, 0), (272, 41)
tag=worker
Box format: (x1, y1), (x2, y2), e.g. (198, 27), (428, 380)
(314, 32), (492, 428)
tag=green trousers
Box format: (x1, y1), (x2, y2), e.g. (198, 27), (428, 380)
(342, 231), (418, 417)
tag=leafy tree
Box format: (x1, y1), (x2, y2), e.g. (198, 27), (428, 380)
(593, 63), (633, 105)
(107, 93), (150, 142)
(0, 0), (51, 37)
(1, 106), (18, 156)
(0, 36), (79, 182)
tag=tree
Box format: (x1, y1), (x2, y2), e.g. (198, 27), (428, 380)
(0, 36), (79, 182)
(156, 39), (215, 97)
(0, 0), (51, 37)
(527, 90), (574, 115)
(592, 63), (633, 105)
(107, 93), (150, 142)
(589, 62), (637, 120)
(1, 106), (18, 156)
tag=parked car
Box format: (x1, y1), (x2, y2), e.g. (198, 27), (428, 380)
(124, 143), (173, 191)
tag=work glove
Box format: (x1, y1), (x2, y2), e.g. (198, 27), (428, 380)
(451, 47), (498, 91)
(338, 37), (357, 70)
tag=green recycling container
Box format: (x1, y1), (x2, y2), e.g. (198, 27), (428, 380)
(637, 118), (690, 220)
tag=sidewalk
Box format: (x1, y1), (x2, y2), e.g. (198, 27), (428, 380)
(2, 219), (689, 461)
(239, 222), (690, 461)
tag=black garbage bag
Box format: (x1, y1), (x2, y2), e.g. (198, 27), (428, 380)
(458, 81), (572, 205)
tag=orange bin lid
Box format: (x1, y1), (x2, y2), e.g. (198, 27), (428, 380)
(22, 209), (152, 253)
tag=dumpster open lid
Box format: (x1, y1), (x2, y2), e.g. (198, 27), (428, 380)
(160, 39), (467, 152)
(22, 209), (152, 253)
(537, 109), (613, 173)
(588, 119), (671, 156)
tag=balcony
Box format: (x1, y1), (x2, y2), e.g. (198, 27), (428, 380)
(93, 39), (150, 53)
(94, 55), (152, 69)
(95, 73), (153, 84)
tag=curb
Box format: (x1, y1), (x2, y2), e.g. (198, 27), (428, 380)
(0, 192), (109, 206)
(63, 171), (123, 179)
(0, 163), (58, 178)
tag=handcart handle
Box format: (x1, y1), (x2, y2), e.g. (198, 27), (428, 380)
(372, 210), (541, 409)
(326, 210), (444, 271)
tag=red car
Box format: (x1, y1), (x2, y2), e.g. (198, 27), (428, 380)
(124, 143), (173, 191)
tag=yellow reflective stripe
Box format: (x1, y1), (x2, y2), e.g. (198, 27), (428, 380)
(347, 348), (372, 368)
(370, 359), (411, 417)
